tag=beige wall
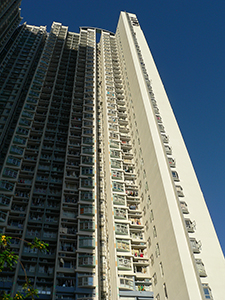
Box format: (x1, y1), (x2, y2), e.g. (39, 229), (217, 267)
(116, 11), (225, 300)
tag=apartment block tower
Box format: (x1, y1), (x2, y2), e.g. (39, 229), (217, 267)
(0, 7), (225, 300)
(0, 0), (22, 56)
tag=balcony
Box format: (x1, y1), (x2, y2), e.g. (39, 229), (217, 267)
(0, 211), (7, 222)
(180, 201), (189, 214)
(78, 254), (95, 268)
(115, 223), (128, 235)
(10, 146), (24, 156)
(130, 231), (144, 241)
(172, 171), (179, 181)
(114, 208), (127, 219)
(134, 266), (149, 278)
(0, 194), (11, 206)
(113, 194), (126, 206)
(126, 190), (138, 197)
(79, 220), (95, 232)
(190, 238), (201, 253)
(80, 191), (95, 202)
(117, 257), (132, 270)
(119, 276), (134, 290)
(80, 205), (94, 216)
(110, 140), (120, 149)
(116, 239), (130, 252)
(185, 219), (196, 233)
(121, 140), (132, 149)
(130, 218), (143, 229)
(0, 180), (14, 193)
(118, 117), (128, 125)
(111, 159), (122, 169)
(195, 259), (207, 277)
(80, 179), (94, 189)
(112, 182), (124, 193)
(176, 185), (184, 197)
(111, 170), (123, 180)
(161, 134), (169, 143)
(77, 275), (94, 288)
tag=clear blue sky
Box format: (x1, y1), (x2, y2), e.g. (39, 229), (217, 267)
(21, 0), (225, 254)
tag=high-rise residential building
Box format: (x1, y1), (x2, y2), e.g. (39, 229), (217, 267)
(0, 8), (224, 300)
(0, 0), (22, 58)
(0, 23), (46, 170)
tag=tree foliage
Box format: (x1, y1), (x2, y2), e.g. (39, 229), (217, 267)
(0, 234), (48, 300)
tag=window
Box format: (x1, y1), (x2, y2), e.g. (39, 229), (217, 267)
(161, 134), (169, 143)
(111, 160), (122, 169)
(3, 168), (18, 179)
(81, 156), (94, 165)
(0, 194), (11, 206)
(19, 118), (31, 126)
(78, 275), (93, 287)
(16, 127), (29, 136)
(0, 181), (14, 192)
(163, 283), (168, 298)
(168, 157), (175, 167)
(155, 243), (160, 257)
(152, 273), (157, 285)
(143, 206), (146, 216)
(112, 170), (122, 180)
(185, 219), (196, 233)
(80, 205), (94, 216)
(116, 240), (130, 252)
(131, 231), (143, 240)
(145, 220), (149, 231)
(113, 194), (125, 205)
(176, 185), (184, 197)
(119, 276), (133, 289)
(115, 223), (128, 235)
(172, 171), (179, 181)
(165, 145), (172, 154)
(153, 226), (157, 238)
(13, 135), (26, 145)
(202, 284), (213, 299)
(81, 167), (93, 175)
(79, 220), (94, 231)
(10, 146), (23, 156)
(82, 146), (94, 154)
(24, 104), (35, 111)
(160, 262), (164, 276)
(83, 113), (93, 119)
(117, 257), (132, 270)
(83, 137), (94, 144)
(110, 140), (120, 149)
(114, 208), (126, 219)
(80, 191), (94, 201)
(83, 128), (93, 135)
(22, 111), (34, 119)
(6, 156), (21, 167)
(190, 238), (201, 253)
(150, 210), (154, 222)
(150, 254), (154, 266)
(112, 182), (124, 192)
(195, 259), (207, 277)
(180, 201), (189, 213)
(78, 254), (95, 267)
(110, 150), (120, 158)
(80, 178), (94, 188)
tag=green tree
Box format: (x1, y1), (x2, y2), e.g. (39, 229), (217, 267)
(0, 234), (48, 300)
